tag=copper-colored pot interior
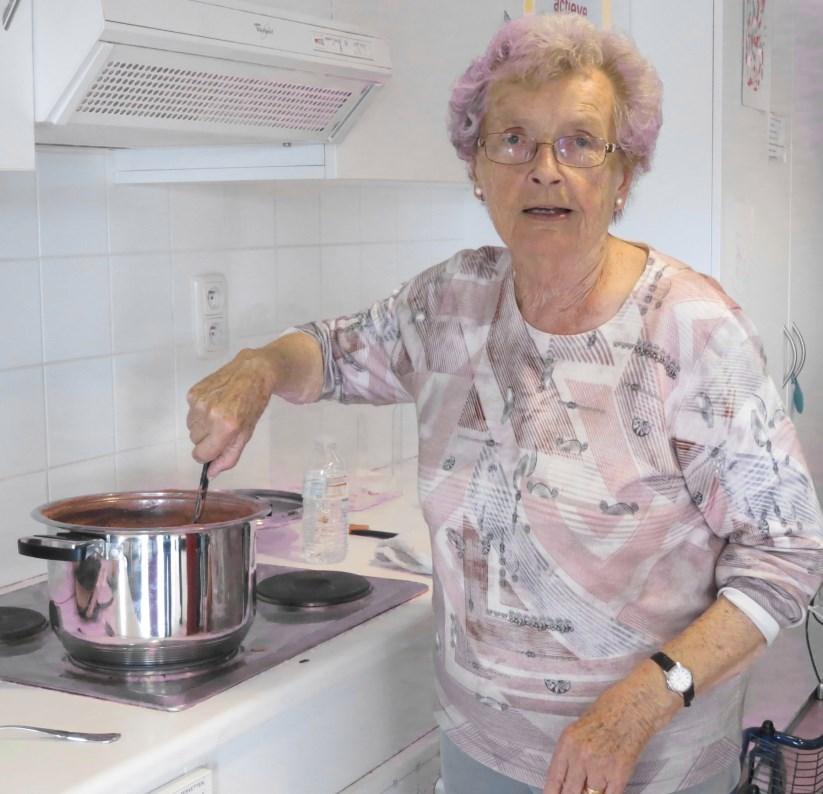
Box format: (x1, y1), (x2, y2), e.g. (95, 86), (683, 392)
(37, 491), (266, 531)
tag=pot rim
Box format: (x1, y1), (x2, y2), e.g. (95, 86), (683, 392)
(32, 489), (271, 536)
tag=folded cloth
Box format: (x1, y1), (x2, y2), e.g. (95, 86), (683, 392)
(373, 538), (433, 576)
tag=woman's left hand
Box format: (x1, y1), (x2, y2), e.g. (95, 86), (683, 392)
(542, 679), (669, 794)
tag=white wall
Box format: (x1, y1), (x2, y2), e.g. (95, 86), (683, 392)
(0, 150), (500, 587)
(714, 0), (794, 388)
(786, 0), (823, 491)
(610, 0), (715, 275)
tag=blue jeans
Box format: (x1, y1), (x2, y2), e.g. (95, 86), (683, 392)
(439, 733), (740, 794)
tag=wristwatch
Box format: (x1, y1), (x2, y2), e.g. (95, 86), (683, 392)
(650, 652), (694, 707)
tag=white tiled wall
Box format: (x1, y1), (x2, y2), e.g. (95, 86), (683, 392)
(0, 146), (501, 587)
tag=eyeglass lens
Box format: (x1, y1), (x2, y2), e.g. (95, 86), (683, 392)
(484, 134), (608, 167)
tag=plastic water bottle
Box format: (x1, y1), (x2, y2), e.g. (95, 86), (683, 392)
(301, 437), (349, 564)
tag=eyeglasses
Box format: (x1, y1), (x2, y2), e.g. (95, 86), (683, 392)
(477, 132), (621, 168)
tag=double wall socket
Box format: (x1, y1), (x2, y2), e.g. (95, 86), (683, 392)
(193, 274), (228, 357)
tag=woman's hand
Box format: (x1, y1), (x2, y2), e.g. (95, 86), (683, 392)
(542, 599), (767, 793)
(186, 348), (278, 476)
(542, 674), (675, 794)
(187, 333), (324, 476)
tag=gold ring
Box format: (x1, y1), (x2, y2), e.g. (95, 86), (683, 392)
(584, 787), (605, 794)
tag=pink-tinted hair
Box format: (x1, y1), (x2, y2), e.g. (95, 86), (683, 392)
(447, 14), (663, 176)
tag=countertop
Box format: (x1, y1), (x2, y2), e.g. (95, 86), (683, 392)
(1, 459), (820, 793)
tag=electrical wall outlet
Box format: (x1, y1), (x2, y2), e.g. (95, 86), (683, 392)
(203, 317), (228, 353)
(193, 273), (227, 317)
(193, 274), (228, 357)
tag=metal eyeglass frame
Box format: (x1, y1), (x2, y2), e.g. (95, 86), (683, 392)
(477, 132), (622, 168)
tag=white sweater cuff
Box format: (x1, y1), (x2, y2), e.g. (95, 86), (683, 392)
(718, 587), (781, 645)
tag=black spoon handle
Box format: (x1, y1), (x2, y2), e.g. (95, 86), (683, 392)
(192, 462), (210, 523)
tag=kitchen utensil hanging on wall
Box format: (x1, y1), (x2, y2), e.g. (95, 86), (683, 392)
(783, 324), (806, 415)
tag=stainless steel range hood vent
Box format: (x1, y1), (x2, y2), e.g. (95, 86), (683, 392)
(33, 0), (391, 148)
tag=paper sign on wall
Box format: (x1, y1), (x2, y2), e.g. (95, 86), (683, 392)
(742, 0), (771, 111)
(505, 0), (602, 28)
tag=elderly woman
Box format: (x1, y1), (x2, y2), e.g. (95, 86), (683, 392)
(186, 14), (823, 794)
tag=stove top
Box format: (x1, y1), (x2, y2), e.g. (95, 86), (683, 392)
(0, 565), (427, 711)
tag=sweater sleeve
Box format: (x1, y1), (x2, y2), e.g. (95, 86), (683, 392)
(296, 285), (416, 406)
(671, 307), (823, 630)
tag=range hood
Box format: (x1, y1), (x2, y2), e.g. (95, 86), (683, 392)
(32, 0), (391, 149)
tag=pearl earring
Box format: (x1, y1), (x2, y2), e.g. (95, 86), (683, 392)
(474, 185), (485, 202)
(615, 196), (624, 208)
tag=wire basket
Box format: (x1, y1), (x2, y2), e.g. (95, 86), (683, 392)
(737, 720), (823, 793)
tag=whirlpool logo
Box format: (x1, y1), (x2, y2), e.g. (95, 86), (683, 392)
(254, 21), (274, 37)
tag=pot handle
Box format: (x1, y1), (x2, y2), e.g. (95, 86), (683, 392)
(18, 534), (105, 562)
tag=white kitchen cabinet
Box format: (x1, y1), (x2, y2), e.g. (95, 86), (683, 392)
(0, 0), (35, 171)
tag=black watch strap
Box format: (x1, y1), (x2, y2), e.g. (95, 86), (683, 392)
(651, 651), (675, 671)
(651, 652), (695, 707)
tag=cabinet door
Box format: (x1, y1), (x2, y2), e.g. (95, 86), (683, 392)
(0, 0), (34, 171)
(787, 0), (823, 498)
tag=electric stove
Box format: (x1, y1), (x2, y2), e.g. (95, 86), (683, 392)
(0, 564), (427, 711)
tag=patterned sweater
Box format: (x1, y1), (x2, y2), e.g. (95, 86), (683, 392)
(300, 246), (823, 792)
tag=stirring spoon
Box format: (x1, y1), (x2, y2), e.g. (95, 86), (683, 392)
(192, 462), (210, 523)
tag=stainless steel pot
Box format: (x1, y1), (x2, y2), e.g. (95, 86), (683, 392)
(18, 490), (269, 668)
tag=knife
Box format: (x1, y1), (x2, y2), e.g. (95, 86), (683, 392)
(348, 525), (397, 539)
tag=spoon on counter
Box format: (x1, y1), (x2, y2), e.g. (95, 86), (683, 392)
(191, 462), (210, 524)
(0, 725), (121, 743)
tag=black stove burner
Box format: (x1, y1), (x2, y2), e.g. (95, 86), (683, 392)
(256, 570), (373, 608)
(0, 606), (48, 643)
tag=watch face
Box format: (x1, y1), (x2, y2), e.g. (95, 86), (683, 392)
(667, 663), (693, 693)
